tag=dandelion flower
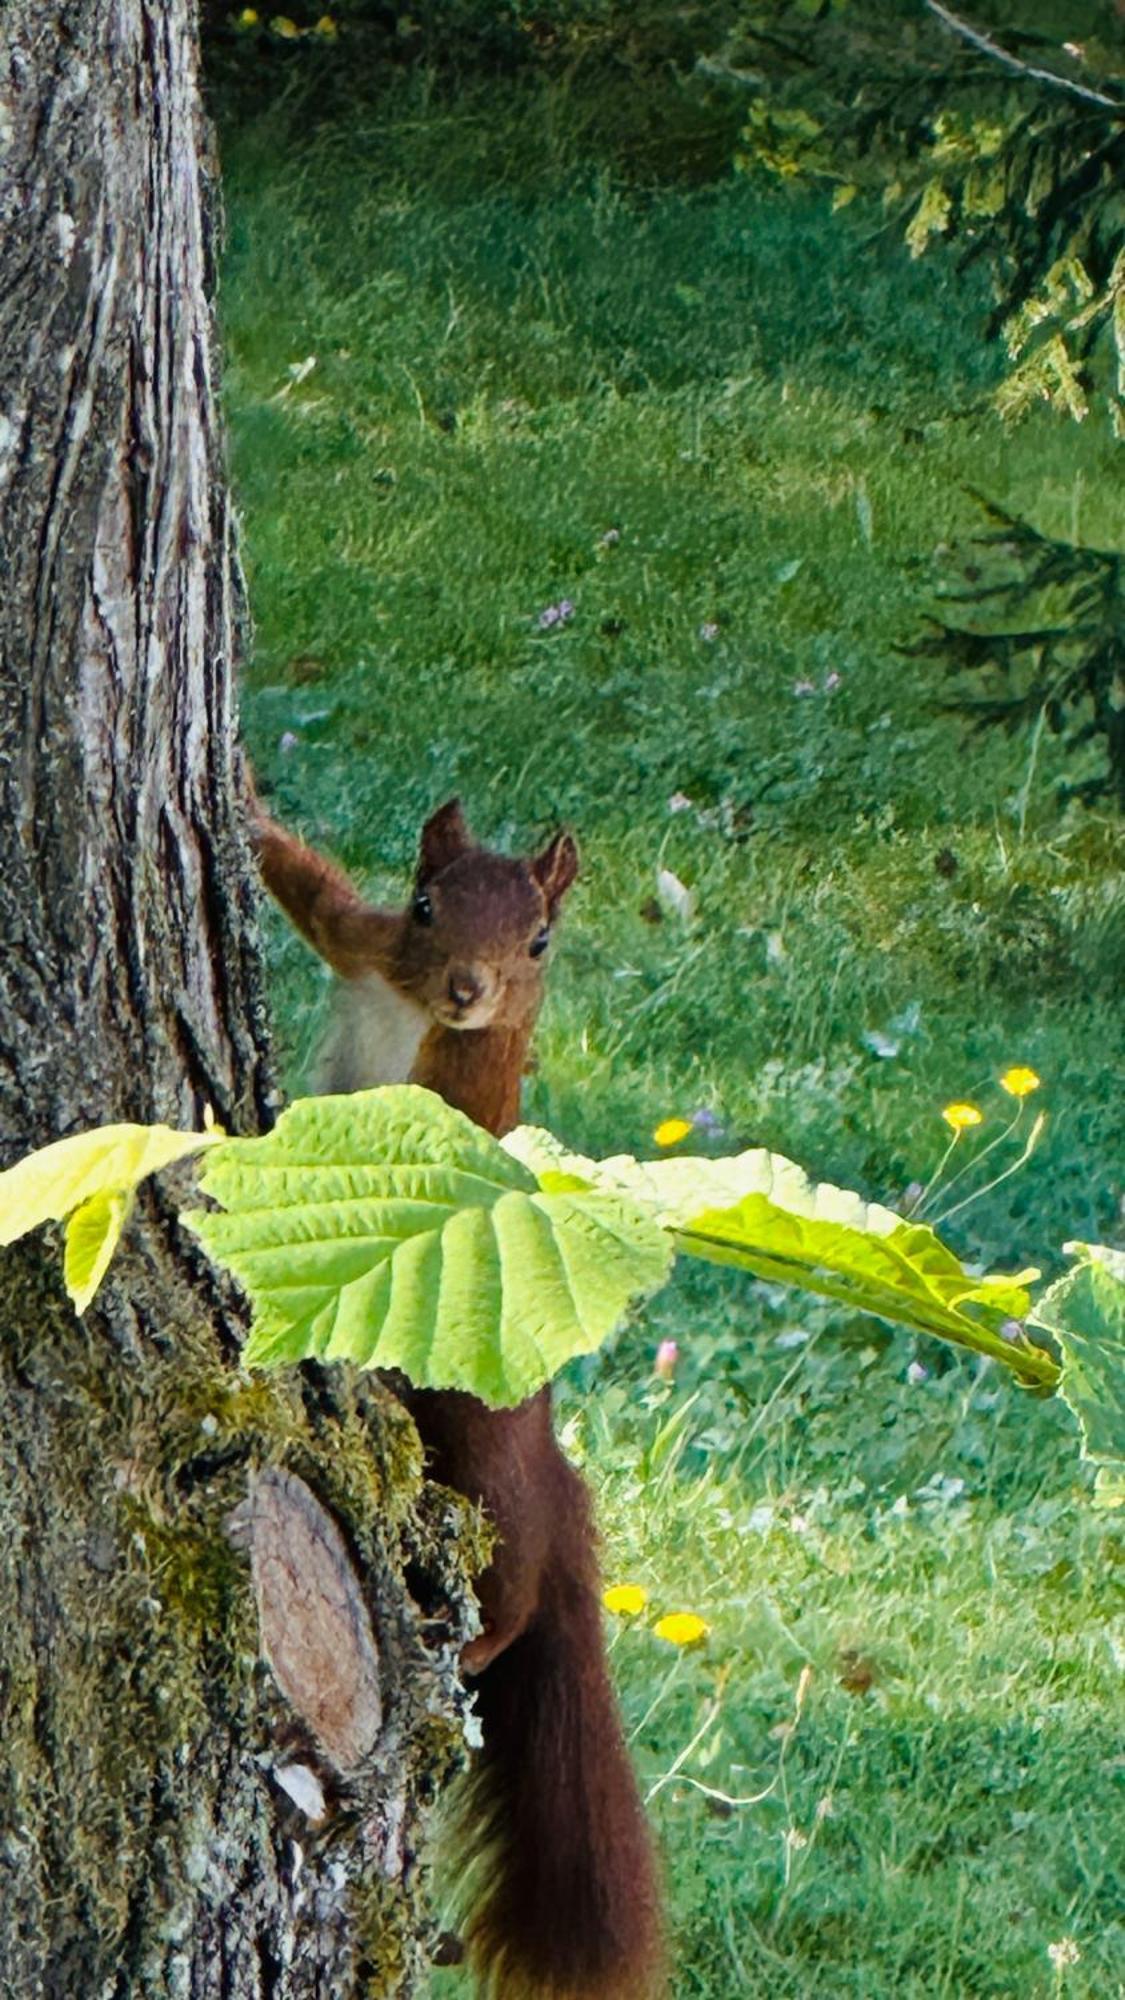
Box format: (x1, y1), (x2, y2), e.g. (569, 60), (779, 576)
(942, 1101), (983, 1131)
(314, 14), (338, 35)
(653, 1117), (692, 1147)
(238, 6), (260, 22)
(603, 1584), (648, 1617)
(1046, 1938), (1080, 1970)
(1001, 1066), (1040, 1097)
(272, 15), (301, 36)
(653, 1612), (710, 1646)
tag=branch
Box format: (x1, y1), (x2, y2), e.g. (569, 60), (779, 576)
(923, 0), (1124, 114)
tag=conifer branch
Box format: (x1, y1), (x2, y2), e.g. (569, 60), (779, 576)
(923, 0), (1124, 114)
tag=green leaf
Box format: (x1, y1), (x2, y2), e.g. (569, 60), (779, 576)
(185, 1087), (672, 1406)
(0, 1122), (221, 1248)
(504, 1129), (1055, 1389)
(64, 1189), (133, 1313)
(1031, 1244), (1125, 1506)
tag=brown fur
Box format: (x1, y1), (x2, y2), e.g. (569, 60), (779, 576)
(250, 789), (664, 1999)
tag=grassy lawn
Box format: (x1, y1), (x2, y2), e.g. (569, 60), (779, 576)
(216, 62), (1124, 1999)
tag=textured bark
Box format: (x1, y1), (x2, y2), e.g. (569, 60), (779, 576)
(0, 5), (472, 1993)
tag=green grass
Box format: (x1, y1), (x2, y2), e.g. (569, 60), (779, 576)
(216, 62), (1125, 2000)
(578, 1334), (1123, 1998)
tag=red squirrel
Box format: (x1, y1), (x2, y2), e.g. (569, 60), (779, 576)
(250, 793), (664, 2000)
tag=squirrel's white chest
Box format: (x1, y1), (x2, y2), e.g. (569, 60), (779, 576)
(312, 970), (428, 1094)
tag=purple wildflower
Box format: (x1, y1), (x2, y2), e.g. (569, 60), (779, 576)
(537, 598), (575, 630)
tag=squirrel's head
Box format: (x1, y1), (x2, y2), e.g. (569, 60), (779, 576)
(397, 798), (579, 1032)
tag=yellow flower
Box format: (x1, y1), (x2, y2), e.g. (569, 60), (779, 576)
(1000, 1066), (1040, 1098)
(942, 1102), (983, 1132)
(313, 13), (338, 34)
(653, 1117), (692, 1148)
(271, 15), (300, 36)
(653, 1612), (710, 1646)
(238, 6), (260, 22)
(603, 1584), (648, 1617)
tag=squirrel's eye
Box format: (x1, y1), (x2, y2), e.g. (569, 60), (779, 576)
(529, 926), (550, 959)
(412, 891), (434, 926)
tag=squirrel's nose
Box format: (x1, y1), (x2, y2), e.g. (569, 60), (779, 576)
(448, 970), (483, 1011)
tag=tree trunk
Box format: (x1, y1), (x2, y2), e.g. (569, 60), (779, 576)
(0, 6), (470, 1992)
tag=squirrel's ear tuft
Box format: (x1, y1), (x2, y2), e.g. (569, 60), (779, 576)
(531, 830), (579, 915)
(418, 798), (474, 880)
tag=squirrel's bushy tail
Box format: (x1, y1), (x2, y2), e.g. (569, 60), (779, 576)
(449, 1472), (664, 2000)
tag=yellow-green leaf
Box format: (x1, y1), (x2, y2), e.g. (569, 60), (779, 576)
(64, 1189), (133, 1313)
(1032, 1244), (1125, 1505)
(0, 1122), (221, 1248)
(184, 1088), (672, 1406)
(503, 1128), (1055, 1389)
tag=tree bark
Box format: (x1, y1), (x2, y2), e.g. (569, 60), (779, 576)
(0, 5), (471, 1993)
